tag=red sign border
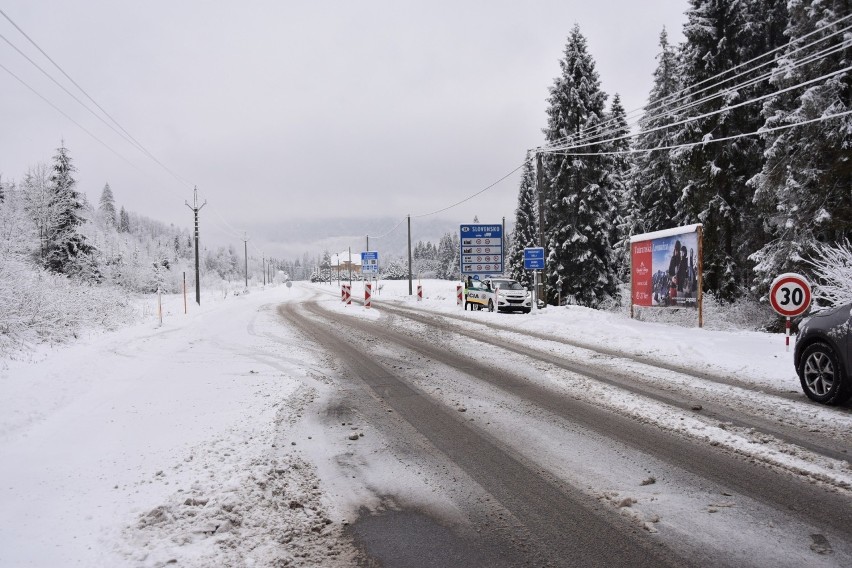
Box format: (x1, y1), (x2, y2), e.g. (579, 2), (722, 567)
(769, 274), (812, 317)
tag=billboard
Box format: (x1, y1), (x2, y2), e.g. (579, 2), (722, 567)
(630, 224), (702, 309)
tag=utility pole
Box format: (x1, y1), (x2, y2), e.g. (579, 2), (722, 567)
(184, 186), (206, 305)
(536, 151), (547, 306)
(243, 232), (249, 288)
(262, 255), (266, 286)
(407, 215), (413, 295)
(366, 235), (369, 252)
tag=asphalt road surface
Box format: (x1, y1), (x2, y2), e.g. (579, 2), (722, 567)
(278, 291), (852, 567)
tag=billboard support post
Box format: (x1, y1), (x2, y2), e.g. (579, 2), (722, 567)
(697, 225), (704, 328)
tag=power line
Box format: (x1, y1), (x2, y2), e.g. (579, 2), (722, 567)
(541, 63), (852, 154)
(0, 7), (194, 189)
(0, 61), (152, 174)
(411, 159), (532, 219)
(545, 108), (852, 157)
(543, 14), (852, 151)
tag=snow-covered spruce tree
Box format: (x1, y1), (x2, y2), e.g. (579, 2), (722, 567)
(118, 206), (130, 233)
(631, 28), (682, 237)
(507, 153), (538, 289)
(44, 143), (96, 277)
(607, 94), (634, 281)
(749, 0), (851, 299)
(673, 0), (787, 302)
(98, 183), (117, 228)
(437, 232), (460, 279)
(542, 24), (619, 307)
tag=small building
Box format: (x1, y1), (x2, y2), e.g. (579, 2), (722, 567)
(330, 251), (362, 274)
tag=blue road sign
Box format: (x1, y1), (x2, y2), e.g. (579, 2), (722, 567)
(523, 247), (545, 270)
(460, 224), (503, 276)
(361, 251), (379, 274)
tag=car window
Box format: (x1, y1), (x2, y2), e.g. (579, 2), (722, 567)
(491, 280), (524, 290)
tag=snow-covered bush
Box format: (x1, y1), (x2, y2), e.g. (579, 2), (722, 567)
(806, 239), (852, 307)
(0, 257), (137, 357)
(613, 283), (768, 331)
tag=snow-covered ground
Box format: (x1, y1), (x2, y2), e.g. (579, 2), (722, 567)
(0, 279), (847, 566)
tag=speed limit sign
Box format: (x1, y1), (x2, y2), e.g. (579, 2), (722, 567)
(769, 273), (812, 318)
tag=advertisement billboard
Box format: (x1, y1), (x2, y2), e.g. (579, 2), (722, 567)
(630, 224), (703, 311)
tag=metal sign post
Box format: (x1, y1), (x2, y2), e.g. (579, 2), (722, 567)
(524, 247), (545, 312)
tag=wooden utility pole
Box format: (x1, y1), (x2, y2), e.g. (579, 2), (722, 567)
(536, 152), (546, 305)
(243, 233), (249, 288)
(184, 186), (206, 305)
(407, 215), (413, 295)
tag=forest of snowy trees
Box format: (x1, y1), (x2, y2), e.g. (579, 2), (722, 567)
(0, 143), (298, 354)
(506, 0), (852, 309)
(3, 0), (852, 354)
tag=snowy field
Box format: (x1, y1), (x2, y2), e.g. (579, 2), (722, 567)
(0, 278), (843, 566)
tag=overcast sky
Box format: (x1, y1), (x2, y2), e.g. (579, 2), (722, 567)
(1, 1), (687, 256)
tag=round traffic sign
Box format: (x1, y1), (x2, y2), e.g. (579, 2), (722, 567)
(769, 273), (811, 317)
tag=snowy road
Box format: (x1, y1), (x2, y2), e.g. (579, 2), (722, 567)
(286, 285), (852, 567)
(1, 281), (850, 567)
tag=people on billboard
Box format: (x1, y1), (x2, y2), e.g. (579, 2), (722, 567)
(677, 244), (689, 295)
(667, 240), (681, 305)
(688, 248), (697, 295)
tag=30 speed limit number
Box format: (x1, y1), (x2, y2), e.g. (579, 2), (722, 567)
(769, 273), (812, 317)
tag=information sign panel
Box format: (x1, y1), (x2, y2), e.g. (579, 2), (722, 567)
(460, 224), (503, 277)
(361, 251), (379, 274)
(523, 247), (545, 270)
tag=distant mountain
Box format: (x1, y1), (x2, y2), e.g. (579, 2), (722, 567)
(243, 216), (514, 261)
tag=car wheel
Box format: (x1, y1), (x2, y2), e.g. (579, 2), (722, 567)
(488, 300), (494, 312)
(798, 342), (851, 405)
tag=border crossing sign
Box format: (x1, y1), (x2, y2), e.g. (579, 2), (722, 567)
(460, 224), (503, 277)
(361, 251), (379, 274)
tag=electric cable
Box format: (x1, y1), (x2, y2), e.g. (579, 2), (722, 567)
(0, 7), (194, 189)
(543, 16), (852, 150)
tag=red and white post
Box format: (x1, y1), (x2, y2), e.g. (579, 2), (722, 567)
(365, 283), (372, 309)
(785, 316), (791, 352)
(456, 284), (463, 306)
(417, 284), (423, 301)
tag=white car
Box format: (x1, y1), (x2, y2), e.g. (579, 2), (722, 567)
(475, 278), (532, 313)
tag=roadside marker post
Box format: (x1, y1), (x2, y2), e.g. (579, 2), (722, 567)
(456, 285), (463, 307)
(417, 285), (423, 301)
(365, 283), (372, 309)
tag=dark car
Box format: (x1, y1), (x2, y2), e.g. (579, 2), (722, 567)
(794, 302), (852, 405)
